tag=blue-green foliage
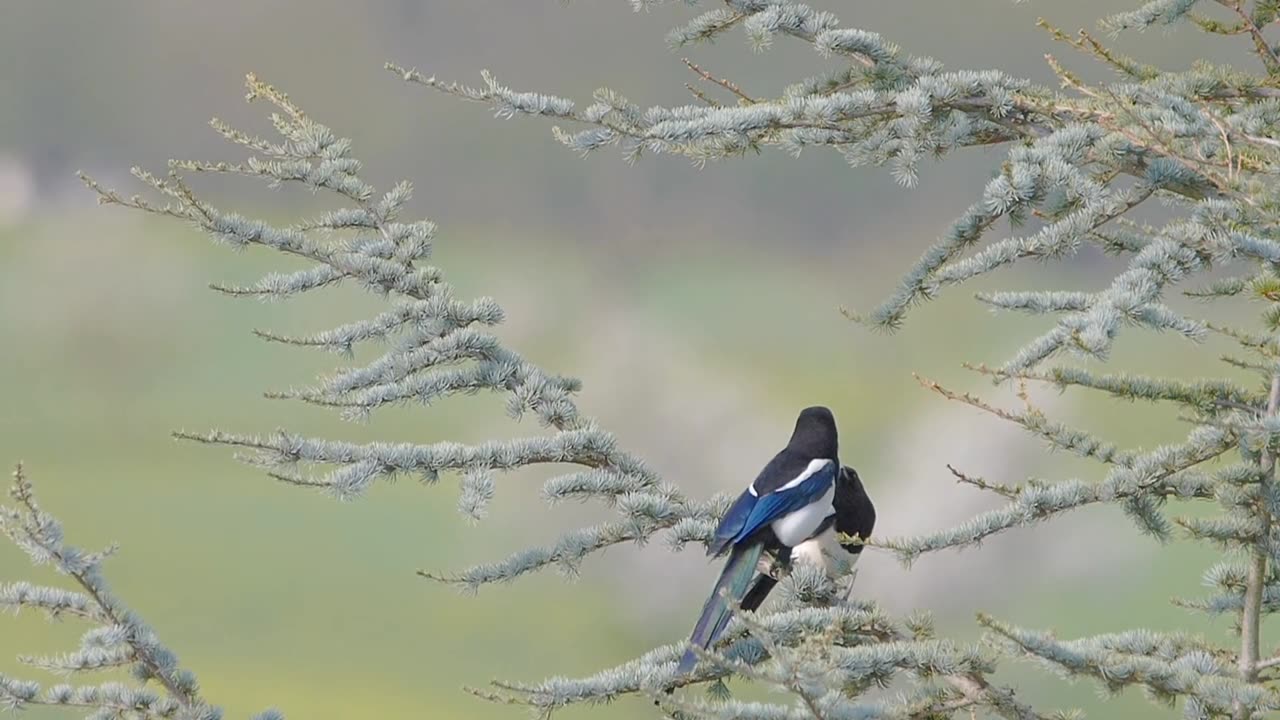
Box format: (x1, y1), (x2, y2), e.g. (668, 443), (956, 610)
(78, 75), (722, 595)
(1, 465), (280, 719)
(49, 67), (1041, 718)
(9, 0), (1280, 718)
(383, 0), (1280, 717)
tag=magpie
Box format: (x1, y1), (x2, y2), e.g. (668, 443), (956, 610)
(673, 406), (876, 678)
(740, 465), (876, 612)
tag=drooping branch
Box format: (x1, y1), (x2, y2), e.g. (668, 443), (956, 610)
(1, 465), (280, 719)
(78, 75), (737, 591)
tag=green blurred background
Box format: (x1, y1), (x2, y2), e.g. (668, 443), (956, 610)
(0, 1), (1271, 717)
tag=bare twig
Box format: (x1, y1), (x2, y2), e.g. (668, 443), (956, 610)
(947, 464), (1021, 499)
(682, 57), (756, 104)
(1214, 0), (1280, 75)
(684, 83), (721, 107)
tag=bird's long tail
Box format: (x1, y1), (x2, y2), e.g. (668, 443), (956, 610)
(674, 541), (766, 677)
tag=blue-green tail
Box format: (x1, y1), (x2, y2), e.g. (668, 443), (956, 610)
(674, 541), (765, 677)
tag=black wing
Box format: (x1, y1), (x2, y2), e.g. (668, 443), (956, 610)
(750, 448), (814, 495)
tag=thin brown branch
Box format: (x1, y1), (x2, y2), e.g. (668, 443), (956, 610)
(914, 374), (1026, 426)
(1256, 654), (1280, 672)
(942, 673), (1048, 720)
(682, 57), (757, 104)
(684, 83), (721, 107)
(1190, 12), (1251, 34)
(1215, 0), (1280, 75)
(947, 464), (1021, 499)
(1037, 17), (1159, 79)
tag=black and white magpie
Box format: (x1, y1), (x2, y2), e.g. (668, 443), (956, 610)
(739, 465), (876, 612)
(674, 406), (876, 678)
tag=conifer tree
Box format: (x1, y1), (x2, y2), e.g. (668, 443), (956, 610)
(8, 1), (1280, 718)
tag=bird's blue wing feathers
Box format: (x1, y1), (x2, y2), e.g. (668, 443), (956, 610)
(730, 463), (835, 545)
(707, 489), (756, 557)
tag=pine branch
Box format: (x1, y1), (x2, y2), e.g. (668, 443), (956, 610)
(474, 592), (1052, 720)
(55, 3), (1280, 717)
(981, 613), (1278, 716)
(880, 422), (1234, 563)
(0, 465), (260, 719)
(4, 467), (206, 710)
(915, 374), (1136, 466)
(83, 75), (713, 590)
(966, 363), (1267, 415)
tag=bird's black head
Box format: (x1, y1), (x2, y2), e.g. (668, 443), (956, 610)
(834, 466), (876, 552)
(787, 406), (838, 459)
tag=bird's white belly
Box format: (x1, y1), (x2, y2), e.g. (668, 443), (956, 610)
(791, 527), (864, 576)
(770, 483), (835, 546)
(790, 537), (829, 571)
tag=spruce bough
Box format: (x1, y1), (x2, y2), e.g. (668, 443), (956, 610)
(6, 1), (1280, 717)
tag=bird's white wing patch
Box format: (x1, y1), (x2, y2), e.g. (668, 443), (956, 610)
(771, 482), (835, 546)
(778, 458), (834, 492)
